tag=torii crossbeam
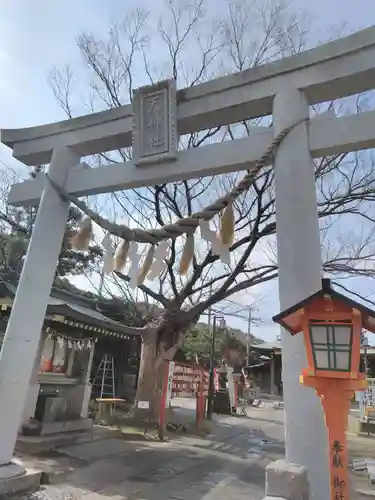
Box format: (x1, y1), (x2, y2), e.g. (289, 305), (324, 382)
(1, 26), (375, 498)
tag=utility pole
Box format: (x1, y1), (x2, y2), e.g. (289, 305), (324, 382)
(246, 309), (251, 364)
(207, 305), (212, 331)
(206, 314), (225, 420)
(206, 315), (217, 420)
(207, 283), (213, 331)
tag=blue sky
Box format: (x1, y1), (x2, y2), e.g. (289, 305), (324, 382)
(1, 0), (375, 341)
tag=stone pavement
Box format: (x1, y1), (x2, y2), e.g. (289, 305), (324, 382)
(9, 405), (375, 500)
(10, 408), (285, 500)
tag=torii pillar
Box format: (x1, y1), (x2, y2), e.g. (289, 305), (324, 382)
(273, 89), (330, 499)
(0, 147), (80, 478)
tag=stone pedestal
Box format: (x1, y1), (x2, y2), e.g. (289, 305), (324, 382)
(265, 459), (310, 500)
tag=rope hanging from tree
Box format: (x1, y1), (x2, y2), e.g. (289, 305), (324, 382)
(47, 118), (306, 284)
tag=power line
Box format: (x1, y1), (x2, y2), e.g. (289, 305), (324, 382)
(333, 281), (375, 308)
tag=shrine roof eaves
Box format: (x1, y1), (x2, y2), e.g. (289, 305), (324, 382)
(0, 280), (141, 338)
(250, 341), (281, 351)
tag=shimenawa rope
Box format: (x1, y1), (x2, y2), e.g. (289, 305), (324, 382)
(46, 118), (306, 244)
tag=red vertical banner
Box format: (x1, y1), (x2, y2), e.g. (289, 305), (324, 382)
(195, 370), (200, 425)
(214, 368), (219, 391)
(233, 380), (238, 413)
(199, 370), (205, 422)
(196, 369), (205, 427)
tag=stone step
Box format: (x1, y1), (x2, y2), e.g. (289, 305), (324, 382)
(16, 429), (95, 455)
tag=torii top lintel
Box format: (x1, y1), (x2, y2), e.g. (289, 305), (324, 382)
(5, 25), (375, 207)
(3, 25), (375, 167)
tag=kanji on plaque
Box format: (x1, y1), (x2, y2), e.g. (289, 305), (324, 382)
(132, 79), (177, 166)
(144, 92), (165, 153)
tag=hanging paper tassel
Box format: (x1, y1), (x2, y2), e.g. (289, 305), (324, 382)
(137, 245), (156, 285)
(199, 219), (213, 243)
(70, 217), (93, 251)
(148, 240), (170, 281)
(113, 240), (130, 272)
(220, 201), (235, 246)
(129, 242), (141, 289)
(179, 232), (195, 275)
(102, 233), (115, 275)
(199, 220), (231, 266)
(212, 235), (231, 265)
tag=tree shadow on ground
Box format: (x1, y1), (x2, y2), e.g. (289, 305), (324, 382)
(47, 447), (270, 500)
(14, 413), (285, 500)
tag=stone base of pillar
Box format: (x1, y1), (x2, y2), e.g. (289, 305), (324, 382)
(265, 459), (310, 500)
(0, 462), (25, 480)
(0, 461), (41, 497)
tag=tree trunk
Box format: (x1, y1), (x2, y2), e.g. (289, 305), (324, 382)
(133, 332), (165, 424)
(131, 311), (196, 430)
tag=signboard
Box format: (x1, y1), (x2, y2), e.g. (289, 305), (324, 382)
(227, 366), (236, 410)
(172, 363), (209, 398)
(132, 79), (177, 166)
(360, 378), (375, 422)
(137, 400), (150, 410)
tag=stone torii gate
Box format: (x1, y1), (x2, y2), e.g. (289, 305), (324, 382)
(2, 25), (375, 498)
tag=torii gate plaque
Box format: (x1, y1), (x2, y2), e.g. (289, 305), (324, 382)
(132, 79), (178, 166)
(2, 26), (375, 498)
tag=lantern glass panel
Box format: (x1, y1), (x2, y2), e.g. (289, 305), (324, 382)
(335, 350), (351, 370)
(336, 326), (351, 346)
(310, 325), (329, 345)
(309, 323), (352, 371)
(314, 349), (329, 370)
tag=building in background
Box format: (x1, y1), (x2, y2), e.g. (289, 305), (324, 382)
(245, 340), (282, 395)
(245, 338), (373, 397)
(0, 276), (142, 449)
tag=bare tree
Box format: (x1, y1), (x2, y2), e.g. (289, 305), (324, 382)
(48, 0), (375, 418)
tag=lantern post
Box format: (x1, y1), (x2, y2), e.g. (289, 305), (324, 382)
(273, 278), (375, 500)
